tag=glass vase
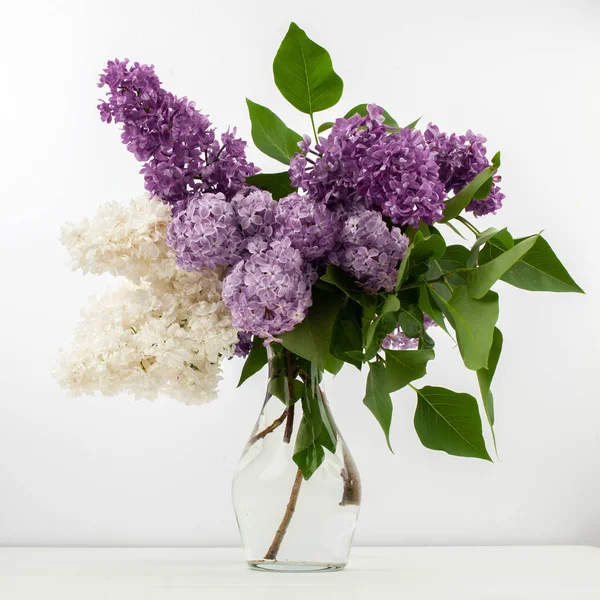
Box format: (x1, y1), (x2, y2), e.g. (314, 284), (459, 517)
(232, 346), (361, 572)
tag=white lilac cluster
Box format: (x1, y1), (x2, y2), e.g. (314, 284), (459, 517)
(60, 193), (177, 284)
(57, 194), (238, 404)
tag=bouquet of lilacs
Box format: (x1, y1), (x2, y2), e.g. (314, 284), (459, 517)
(58, 23), (582, 478)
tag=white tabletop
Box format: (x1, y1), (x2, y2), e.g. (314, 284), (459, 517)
(1, 546), (599, 599)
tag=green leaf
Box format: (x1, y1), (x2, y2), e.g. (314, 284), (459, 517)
(426, 244), (471, 289)
(280, 286), (345, 371)
(365, 295), (400, 348)
(245, 172), (296, 200)
(482, 235), (584, 294)
(473, 176), (494, 201)
(363, 312), (397, 361)
(385, 349), (434, 393)
(467, 227), (500, 267)
(395, 304), (435, 350)
(395, 243), (414, 289)
(477, 327), (502, 434)
(491, 151), (501, 168)
(273, 22), (343, 114)
(293, 438), (324, 481)
(405, 116), (422, 129)
(467, 235), (539, 299)
(268, 374), (304, 405)
(409, 232), (447, 276)
(431, 285), (499, 371)
(363, 361), (394, 451)
(246, 99), (303, 164)
(321, 265), (377, 309)
(418, 286), (448, 333)
(413, 385), (492, 460)
(293, 385), (337, 479)
(317, 121), (334, 133)
(343, 104), (398, 128)
(324, 352), (344, 375)
(330, 301), (363, 369)
(237, 338), (268, 387)
(442, 155), (501, 222)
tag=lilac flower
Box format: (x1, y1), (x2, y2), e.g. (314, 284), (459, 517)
(329, 209), (409, 293)
(98, 59), (257, 210)
(222, 238), (317, 341)
(231, 187), (279, 240)
(275, 193), (341, 261)
(232, 331), (253, 358)
(166, 192), (244, 271)
(424, 124), (504, 216)
(382, 315), (435, 350)
(290, 104), (446, 227)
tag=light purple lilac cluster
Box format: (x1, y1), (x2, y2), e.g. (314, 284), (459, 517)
(222, 238), (317, 341)
(98, 59), (257, 213)
(100, 62), (504, 352)
(382, 315), (436, 350)
(329, 209), (409, 293)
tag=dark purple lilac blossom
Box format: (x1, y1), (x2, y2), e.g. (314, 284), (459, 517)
(98, 59), (257, 211)
(221, 238), (317, 342)
(232, 331), (253, 358)
(275, 193), (341, 261)
(329, 209), (409, 293)
(166, 193), (244, 271)
(382, 315), (435, 350)
(424, 124), (504, 216)
(289, 104), (446, 227)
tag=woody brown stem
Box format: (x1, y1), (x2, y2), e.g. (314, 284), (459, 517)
(283, 349), (296, 443)
(339, 443), (361, 506)
(248, 409), (288, 445)
(283, 404), (295, 443)
(264, 467), (304, 561)
(320, 388), (362, 507)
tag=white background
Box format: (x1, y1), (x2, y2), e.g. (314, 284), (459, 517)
(1, 0), (599, 547)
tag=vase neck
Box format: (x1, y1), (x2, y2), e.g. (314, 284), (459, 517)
(266, 345), (324, 404)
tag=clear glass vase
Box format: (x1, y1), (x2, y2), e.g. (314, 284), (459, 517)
(232, 346), (361, 572)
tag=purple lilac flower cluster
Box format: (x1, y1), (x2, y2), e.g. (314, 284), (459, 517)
(329, 209), (409, 293)
(424, 124), (504, 216)
(222, 238), (317, 341)
(100, 62), (503, 350)
(98, 59), (257, 212)
(289, 105), (446, 227)
(382, 315), (436, 350)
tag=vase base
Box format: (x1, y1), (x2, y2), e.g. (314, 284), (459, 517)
(248, 560), (346, 573)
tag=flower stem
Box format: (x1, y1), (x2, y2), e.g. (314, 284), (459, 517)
(283, 404), (295, 443)
(283, 349), (297, 444)
(320, 388), (361, 507)
(456, 215), (481, 236)
(309, 113), (318, 143)
(398, 266), (474, 291)
(264, 467), (304, 561)
(248, 409), (288, 445)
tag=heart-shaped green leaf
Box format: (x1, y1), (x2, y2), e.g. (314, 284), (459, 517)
(245, 172), (296, 200)
(273, 22), (343, 114)
(246, 99), (303, 164)
(413, 385), (491, 461)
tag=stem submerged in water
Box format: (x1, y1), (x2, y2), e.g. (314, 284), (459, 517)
(264, 467), (304, 561)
